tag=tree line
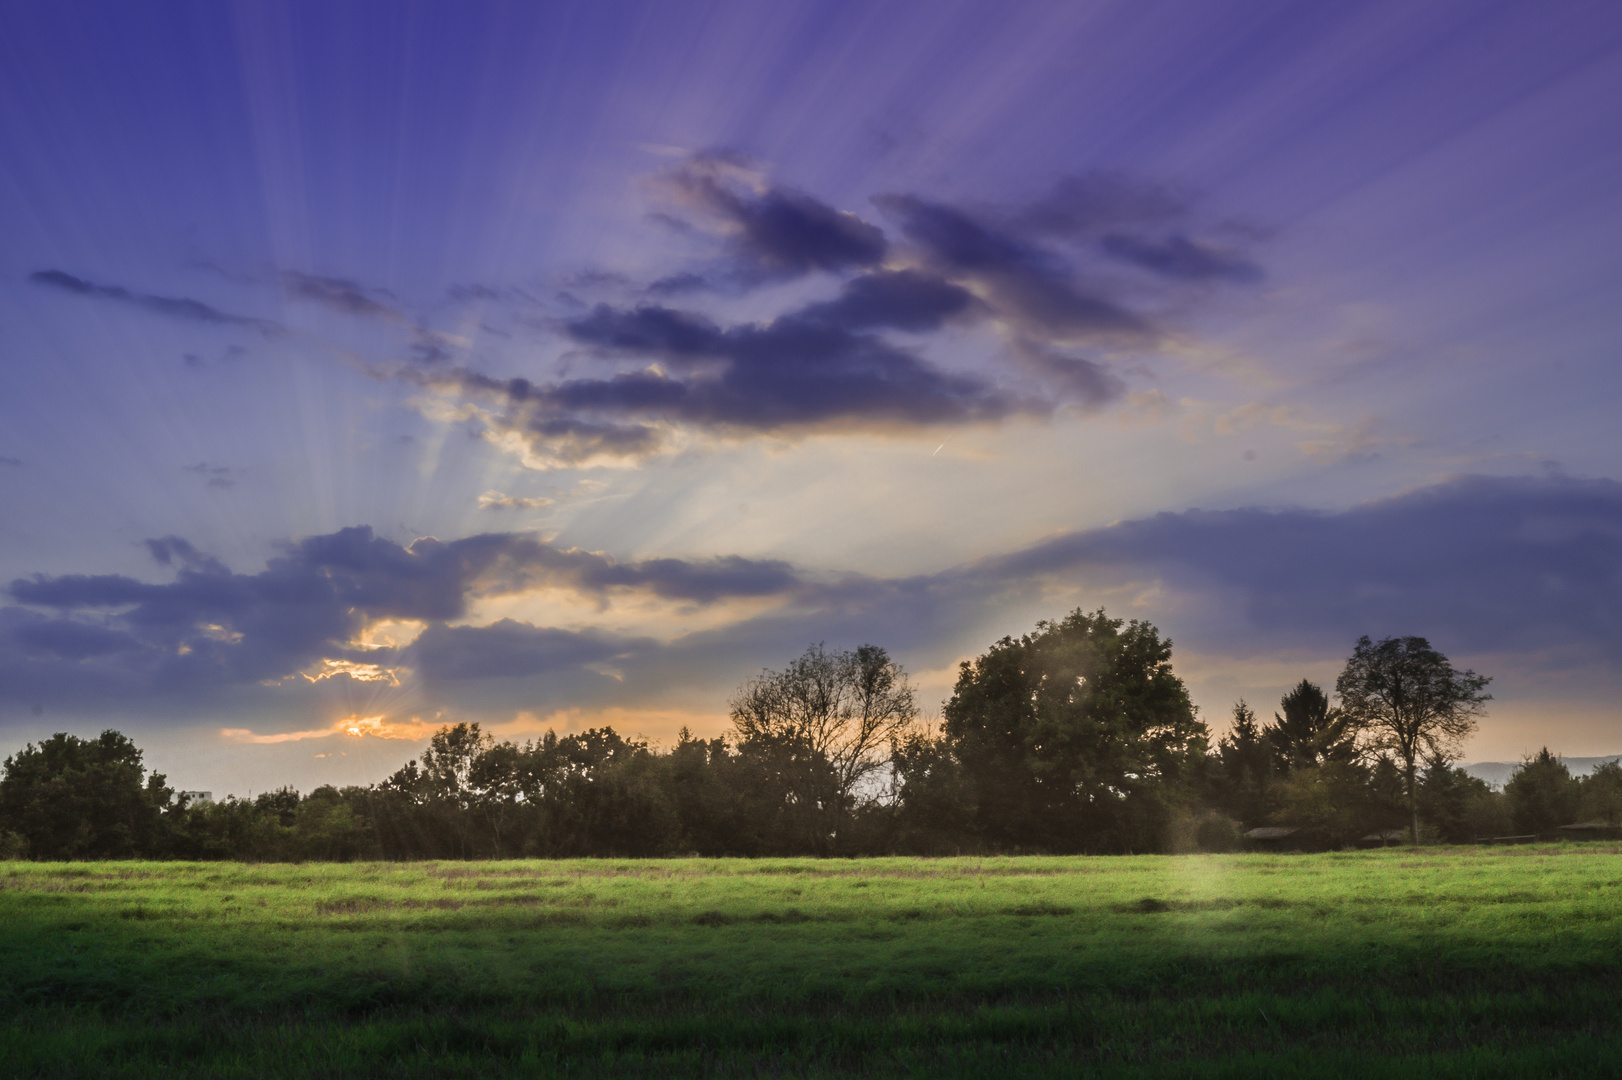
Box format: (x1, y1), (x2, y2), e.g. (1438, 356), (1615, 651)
(2, 609), (1617, 860)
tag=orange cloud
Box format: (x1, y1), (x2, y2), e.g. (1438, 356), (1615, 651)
(220, 713), (442, 744)
(495, 705), (730, 745)
(301, 658), (405, 685)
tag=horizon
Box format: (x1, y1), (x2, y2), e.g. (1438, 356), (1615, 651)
(3, 0), (1621, 796)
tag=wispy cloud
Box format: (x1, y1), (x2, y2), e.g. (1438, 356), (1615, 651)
(29, 270), (284, 335)
(476, 490), (555, 510)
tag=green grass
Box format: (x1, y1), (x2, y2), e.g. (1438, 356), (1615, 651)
(4, 847), (1622, 1077)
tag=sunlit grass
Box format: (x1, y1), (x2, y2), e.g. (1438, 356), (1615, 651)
(4, 847), (1622, 1076)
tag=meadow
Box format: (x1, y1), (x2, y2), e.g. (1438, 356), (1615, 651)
(4, 847), (1622, 1078)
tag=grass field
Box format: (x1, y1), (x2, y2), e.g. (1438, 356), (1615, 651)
(4, 847), (1622, 1078)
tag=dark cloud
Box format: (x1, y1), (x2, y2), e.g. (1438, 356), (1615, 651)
(29, 270), (283, 335)
(144, 537), (229, 576)
(0, 456), (22, 467)
(411, 620), (640, 682)
(405, 284), (1028, 465)
(448, 283), (505, 302)
(1102, 234), (1263, 283)
(968, 474), (1622, 658)
(408, 334), (453, 364)
(387, 166), (1267, 462)
(644, 272), (712, 297)
(3, 525), (806, 698)
(873, 195), (1148, 339)
(4, 476), (1615, 725)
(1007, 340), (1124, 408)
(564, 305), (724, 359)
(798, 270), (976, 333)
(660, 154), (887, 281)
(559, 301), (1022, 425)
(280, 271), (403, 321)
(12, 617), (143, 661)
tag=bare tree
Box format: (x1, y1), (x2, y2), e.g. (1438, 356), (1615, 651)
(1335, 635), (1491, 844)
(729, 643), (916, 841)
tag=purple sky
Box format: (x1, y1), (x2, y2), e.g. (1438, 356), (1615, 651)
(3, 0), (1620, 794)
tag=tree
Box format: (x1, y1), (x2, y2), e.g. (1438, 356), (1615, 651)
(729, 643), (916, 850)
(1417, 753), (1501, 843)
(937, 609), (1206, 853)
(1267, 680), (1355, 771)
(378, 722), (496, 858)
(0, 730), (176, 859)
(1504, 748), (1579, 835)
(1335, 636), (1491, 844)
(1269, 760), (1373, 849)
(1579, 760), (1622, 825)
(1215, 700), (1274, 826)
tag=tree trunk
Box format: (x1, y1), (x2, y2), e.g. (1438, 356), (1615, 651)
(1407, 763), (1419, 845)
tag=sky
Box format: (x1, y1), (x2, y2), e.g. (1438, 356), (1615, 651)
(2, 0), (1620, 795)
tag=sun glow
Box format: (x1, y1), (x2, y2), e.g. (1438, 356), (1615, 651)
(353, 619), (427, 650)
(301, 659), (405, 685)
(220, 713), (443, 744)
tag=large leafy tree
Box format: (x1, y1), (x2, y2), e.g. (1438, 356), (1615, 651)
(939, 609), (1206, 853)
(0, 730), (176, 858)
(1335, 635), (1491, 844)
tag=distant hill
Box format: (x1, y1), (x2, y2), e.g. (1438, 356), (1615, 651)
(1462, 756), (1621, 790)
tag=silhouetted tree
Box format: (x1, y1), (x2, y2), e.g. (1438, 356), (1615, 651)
(255, 787), (301, 827)
(1505, 748), (1580, 835)
(1269, 760), (1372, 848)
(1579, 760), (1622, 825)
(1417, 753), (1500, 843)
(1216, 700), (1274, 826)
(937, 609), (1207, 853)
(1267, 680), (1355, 771)
(376, 723), (501, 858)
(1336, 636), (1491, 843)
(0, 731), (176, 859)
(892, 727), (975, 854)
(292, 786), (373, 860)
(729, 643), (917, 851)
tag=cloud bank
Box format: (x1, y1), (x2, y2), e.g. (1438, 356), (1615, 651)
(387, 158), (1267, 468)
(4, 475), (1618, 732)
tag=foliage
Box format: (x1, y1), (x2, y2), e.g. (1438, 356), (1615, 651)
(1213, 700), (1273, 827)
(728, 642), (916, 851)
(1336, 635), (1492, 842)
(1268, 761), (1376, 848)
(1505, 748), (1581, 835)
(1579, 760), (1622, 825)
(0, 730), (177, 858)
(0, 617), (1550, 860)
(931, 609), (1207, 853)
(1269, 679), (1356, 770)
(1418, 754), (1505, 842)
